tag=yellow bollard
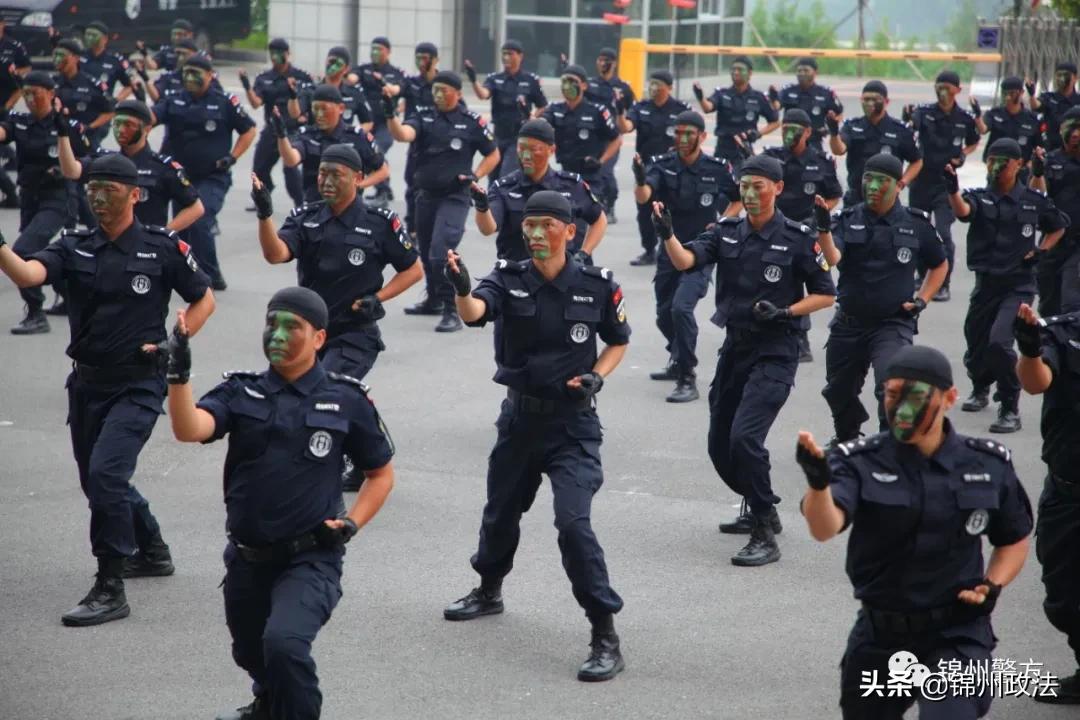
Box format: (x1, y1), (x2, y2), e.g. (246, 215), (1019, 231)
(619, 37), (646, 102)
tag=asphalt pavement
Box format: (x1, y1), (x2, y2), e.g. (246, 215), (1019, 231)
(0, 65), (1074, 719)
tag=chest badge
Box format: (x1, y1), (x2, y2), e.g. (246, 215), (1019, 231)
(896, 247), (913, 264)
(666, 126), (675, 136)
(965, 508), (990, 536)
(871, 472), (898, 483)
(48, 145), (59, 158)
(347, 248), (366, 266)
(811, 105), (822, 116)
(131, 274), (152, 295)
(205, 119), (217, 132)
(570, 322), (591, 343)
(76, 101), (88, 113)
(1022, 224), (1034, 238)
(450, 137), (463, 150)
(803, 182), (816, 195)
(308, 430), (333, 458)
(700, 193), (714, 207)
(745, 110), (756, 121)
(878, 145), (892, 155)
(763, 265), (783, 283)
(578, 128), (590, 140)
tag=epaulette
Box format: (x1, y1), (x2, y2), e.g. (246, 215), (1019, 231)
(580, 265), (614, 281)
(653, 150), (677, 164)
(834, 434), (885, 457)
(964, 437), (1012, 463)
(556, 169), (583, 183)
(784, 217), (813, 235)
(1039, 313), (1080, 327)
(367, 205), (397, 221)
(60, 227), (94, 238)
(840, 205), (857, 217)
(288, 201), (323, 218)
(527, 72), (540, 81)
(1023, 185), (1048, 198)
(716, 216), (741, 226)
(223, 370), (262, 380)
(701, 153), (727, 165)
(494, 258), (529, 273)
(327, 371), (370, 393)
(143, 225), (178, 240)
(906, 206), (931, 221)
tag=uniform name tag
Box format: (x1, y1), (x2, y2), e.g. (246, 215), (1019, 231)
(884, 132), (897, 138)
(806, 165), (819, 171)
(315, 402), (340, 412)
(454, 124), (468, 129)
(871, 472), (898, 483)
(243, 387), (266, 399)
(769, 245), (789, 251)
(963, 473), (991, 483)
(572, 295), (594, 303)
(980, 198), (994, 205)
(509, 289), (529, 298)
(303, 221), (321, 228)
(136, 252), (157, 259)
(722, 236), (738, 244)
(850, 225), (865, 230)
(897, 227), (914, 235)
(353, 227), (372, 235)
(1022, 204), (1037, 211)
(702, 176), (715, 182)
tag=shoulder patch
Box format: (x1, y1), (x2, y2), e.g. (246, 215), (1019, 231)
(327, 371), (370, 393)
(143, 225), (178, 239)
(580, 265), (614, 281)
(1041, 313), (1080, 327)
(289, 201), (323, 218)
(834, 434), (885, 457)
(556, 170), (583, 182)
(222, 370), (263, 380)
(784, 217), (813, 235)
(717, 216), (741, 226)
(964, 437), (1012, 463)
(494, 258), (529, 273)
(906, 206), (931, 221)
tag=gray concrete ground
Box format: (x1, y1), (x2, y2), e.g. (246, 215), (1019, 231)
(0, 65), (1074, 719)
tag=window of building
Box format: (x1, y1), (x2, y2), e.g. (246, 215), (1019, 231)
(506, 19), (572, 76)
(508, 0), (572, 16)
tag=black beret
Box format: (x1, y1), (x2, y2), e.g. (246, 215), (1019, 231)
(327, 46), (350, 64)
(56, 39), (82, 55)
(320, 143), (364, 172)
(561, 64), (588, 83)
(432, 70), (461, 90)
(864, 153), (903, 180)
(87, 154), (139, 185)
(795, 56), (817, 69)
(176, 39), (198, 52)
(523, 190), (573, 224)
(935, 70), (961, 87)
(649, 69), (674, 86)
(731, 55), (753, 70)
(518, 118), (555, 144)
(987, 137), (1022, 159)
(1000, 76), (1023, 92)
(1056, 61), (1078, 75)
(372, 36), (391, 50)
(885, 345), (953, 390)
(114, 99), (152, 124)
(501, 39), (524, 53)
(86, 20), (109, 34)
(415, 41), (438, 57)
(268, 37), (289, 52)
(862, 80), (888, 97)
(783, 108), (811, 127)
(267, 287), (328, 331)
(311, 84), (344, 104)
(673, 110), (705, 132)
(172, 19), (193, 32)
(184, 53), (213, 71)
(24, 70), (54, 90)
(598, 47), (617, 60)
(739, 155), (783, 182)
(1063, 107), (1080, 122)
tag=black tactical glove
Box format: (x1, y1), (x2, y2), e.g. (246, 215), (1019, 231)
(632, 154), (647, 186)
(1013, 314), (1042, 358)
(814, 203), (831, 233)
(239, 71), (251, 92)
(287, 81), (298, 100)
(959, 578), (1002, 617)
(1021, 249), (1043, 269)
(752, 300), (792, 323)
(0, 230), (7, 249)
(54, 108), (69, 137)
(573, 249), (591, 266)
(825, 113), (840, 136)
(651, 204), (674, 240)
(903, 296), (927, 319)
(942, 166), (959, 195)
(568, 372), (604, 400)
(581, 156), (602, 172)
(969, 97), (982, 118)
(692, 83), (704, 103)
(517, 96), (530, 119)
(796, 442), (831, 491)
(1031, 151), (1045, 178)
(1025, 79), (1037, 98)
(352, 294), (385, 323)
(152, 322), (191, 384)
(251, 181), (273, 219)
(743, 128), (760, 144)
(464, 63), (477, 84)
(269, 111), (287, 139)
(215, 155), (237, 172)
(444, 255), (472, 297)
(132, 83), (146, 103)
(137, 67), (150, 83)
(767, 85), (779, 103)
(901, 104), (914, 124)
(469, 183), (489, 212)
(457, 172), (478, 189)
(315, 517), (359, 548)
(381, 93), (396, 119)
(135, 40), (149, 58)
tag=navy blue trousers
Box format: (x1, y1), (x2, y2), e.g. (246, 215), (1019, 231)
(252, 127), (304, 208)
(184, 173), (231, 281)
(653, 261), (711, 376)
(415, 189), (470, 305)
(1037, 474), (1080, 668)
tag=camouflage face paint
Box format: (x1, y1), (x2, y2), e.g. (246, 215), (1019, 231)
(935, 83), (954, 104)
(325, 56), (347, 77)
(648, 80), (664, 102)
(171, 29), (190, 45)
(415, 53), (432, 72)
(311, 100), (340, 130)
(561, 77), (581, 101)
(795, 65), (815, 87)
(317, 161), (354, 204)
(370, 44), (386, 65)
(986, 155), (1010, 184)
(730, 63), (749, 84)
(182, 67), (207, 92)
(782, 123), (804, 148)
(861, 93), (884, 118)
(675, 125), (700, 157)
(862, 171), (898, 214)
(84, 29), (104, 49)
(432, 82), (457, 111)
(112, 114), (144, 146)
(263, 311), (306, 365)
(86, 180), (132, 225)
(52, 49), (70, 71)
(886, 380), (935, 442)
(739, 176), (770, 215)
(1055, 70), (1074, 93)
(516, 138), (551, 176)
(522, 217), (566, 260)
(1062, 118), (1080, 152)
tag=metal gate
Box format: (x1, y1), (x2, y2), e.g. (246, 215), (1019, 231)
(999, 16), (1080, 92)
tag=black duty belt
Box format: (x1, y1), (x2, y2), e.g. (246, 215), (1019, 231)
(863, 603), (959, 638)
(1051, 473), (1080, 499)
(75, 362), (160, 384)
(834, 310), (910, 328)
(230, 531), (322, 564)
(507, 389), (591, 415)
(725, 325), (794, 342)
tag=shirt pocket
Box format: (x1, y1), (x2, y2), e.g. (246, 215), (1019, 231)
(757, 249), (794, 290)
(69, 252), (98, 292)
(124, 258), (165, 300)
(303, 411), (349, 464)
(953, 483), (1001, 540)
(564, 299), (602, 346)
(230, 396), (273, 456)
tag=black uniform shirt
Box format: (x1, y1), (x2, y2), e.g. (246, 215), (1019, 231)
(197, 362), (394, 546)
(400, 73), (434, 119)
(253, 65), (314, 129)
(484, 69), (547, 143)
(839, 114), (920, 200)
(32, 221), (210, 365)
(1043, 149), (1080, 244)
(0, 111), (90, 204)
(353, 62), (405, 128)
(645, 150), (738, 247)
(982, 106), (1042, 161)
(277, 197), (418, 336)
(298, 81), (372, 128)
(828, 424), (1033, 611)
(1036, 313), (1080, 479)
(585, 75), (635, 116)
(79, 147), (200, 227)
(288, 121), (384, 201)
(911, 103), (978, 191)
(541, 100), (619, 175)
(487, 168), (604, 260)
(832, 202), (945, 319)
(54, 69), (113, 127)
(625, 97), (691, 157)
(151, 45), (180, 72)
(404, 104), (495, 194)
(152, 88), (256, 180)
(777, 81), (843, 144)
(762, 144), (843, 221)
(469, 257), (630, 400)
(0, 35), (30, 97)
(705, 84), (777, 159)
(1036, 90), (1080, 151)
(959, 183), (1068, 276)
(80, 48), (132, 94)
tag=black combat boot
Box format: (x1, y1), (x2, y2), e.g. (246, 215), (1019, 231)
(45, 296), (68, 316)
(578, 614), (625, 682)
(649, 358), (678, 381)
(961, 387), (990, 412)
(629, 250), (655, 266)
(719, 499), (782, 535)
(435, 307), (463, 333)
(730, 514), (781, 567)
(989, 403), (1021, 433)
(10, 306), (49, 335)
(444, 578), (504, 621)
(215, 695), (270, 720)
(123, 534), (175, 578)
(666, 374), (699, 403)
(404, 296), (444, 316)
(61, 557), (130, 626)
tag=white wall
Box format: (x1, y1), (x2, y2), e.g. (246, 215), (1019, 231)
(269, 0), (458, 75)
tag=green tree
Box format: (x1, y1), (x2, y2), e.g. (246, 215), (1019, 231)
(941, 0), (979, 51)
(1055, 0), (1080, 19)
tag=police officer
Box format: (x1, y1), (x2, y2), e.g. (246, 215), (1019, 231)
(618, 69), (689, 266)
(240, 38), (312, 209)
(80, 21), (133, 100)
(799, 344), (1033, 720)
(764, 108), (844, 363)
(0, 16), (29, 207)
(387, 69), (499, 332)
(584, 47), (635, 223)
(1015, 303), (1080, 704)
(165, 287), (394, 720)
(1031, 107), (1080, 316)
(152, 52), (257, 290)
(658, 154), (835, 565)
(141, 18), (193, 72)
(290, 47), (372, 133)
(442, 190), (629, 682)
(542, 64), (621, 214)
(474, 118), (606, 262)
(0, 154), (216, 625)
(399, 42), (439, 234)
(277, 84), (388, 203)
(52, 38), (114, 147)
(147, 39), (198, 104)
(906, 70), (980, 302)
(975, 76), (1042, 169)
(829, 80), (922, 205)
(1030, 61), (1080, 152)
(465, 39), (547, 179)
(349, 36), (404, 207)
(58, 99), (204, 233)
(947, 137), (1069, 433)
(0, 71), (91, 335)
(816, 153), (947, 444)
(637, 110), (740, 403)
(768, 57), (843, 151)
(693, 55), (779, 168)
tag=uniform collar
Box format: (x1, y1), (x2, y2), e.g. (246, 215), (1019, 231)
(326, 120), (348, 140)
(521, 167), (556, 188)
(315, 195), (365, 224)
(524, 252), (576, 292)
(265, 360), (327, 396)
(989, 181), (1024, 202)
(93, 218), (143, 253)
(867, 200), (906, 225)
(741, 211), (785, 242)
(679, 152), (708, 173)
(893, 419), (963, 471)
